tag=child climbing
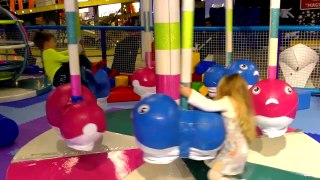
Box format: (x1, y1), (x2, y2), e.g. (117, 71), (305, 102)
(180, 74), (256, 180)
(33, 31), (91, 87)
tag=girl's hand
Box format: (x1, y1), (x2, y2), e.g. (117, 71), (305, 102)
(180, 85), (192, 98)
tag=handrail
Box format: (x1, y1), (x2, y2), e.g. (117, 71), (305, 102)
(24, 25), (320, 31)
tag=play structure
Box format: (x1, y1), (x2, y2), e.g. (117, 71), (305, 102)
(0, 7), (32, 84)
(0, 6), (51, 103)
(132, 0), (284, 165)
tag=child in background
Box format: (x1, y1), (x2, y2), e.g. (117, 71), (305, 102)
(33, 31), (92, 87)
(180, 74), (256, 180)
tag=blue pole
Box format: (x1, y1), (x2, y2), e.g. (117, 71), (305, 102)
(100, 29), (107, 63)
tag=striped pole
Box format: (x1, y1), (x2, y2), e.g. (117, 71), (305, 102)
(268, 0), (280, 80)
(225, 0), (233, 66)
(154, 0), (180, 102)
(75, 4), (85, 55)
(141, 0), (153, 68)
(180, 0), (195, 109)
(64, 0), (82, 102)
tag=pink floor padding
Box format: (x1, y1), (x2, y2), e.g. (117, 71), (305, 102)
(7, 149), (144, 180)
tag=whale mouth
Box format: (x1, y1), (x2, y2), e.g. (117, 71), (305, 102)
(265, 98), (279, 105)
(253, 70), (259, 76)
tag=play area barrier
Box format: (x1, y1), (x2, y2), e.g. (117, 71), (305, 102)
(1, 25), (319, 89)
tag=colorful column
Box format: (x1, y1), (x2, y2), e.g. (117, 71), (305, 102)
(180, 0), (195, 109)
(225, 0), (233, 66)
(268, 0), (280, 80)
(154, 0), (180, 101)
(64, 0), (82, 101)
(141, 0), (153, 68)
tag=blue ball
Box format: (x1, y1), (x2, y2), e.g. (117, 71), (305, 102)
(0, 116), (19, 147)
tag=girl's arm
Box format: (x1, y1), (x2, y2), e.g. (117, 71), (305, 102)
(188, 89), (227, 112)
(180, 86), (227, 112)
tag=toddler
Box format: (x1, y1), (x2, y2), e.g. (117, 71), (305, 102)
(33, 31), (91, 87)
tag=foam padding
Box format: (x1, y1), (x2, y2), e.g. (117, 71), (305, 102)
(305, 133), (320, 143)
(191, 82), (203, 91)
(192, 52), (200, 73)
(107, 86), (140, 103)
(85, 69), (110, 98)
(115, 75), (129, 87)
(109, 78), (115, 88)
(296, 89), (311, 110)
(199, 85), (209, 96)
(195, 61), (216, 75)
(192, 73), (203, 82)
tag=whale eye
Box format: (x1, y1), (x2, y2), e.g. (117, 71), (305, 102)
(239, 64), (248, 70)
(284, 86), (293, 94)
(137, 104), (150, 114)
(252, 86), (261, 95)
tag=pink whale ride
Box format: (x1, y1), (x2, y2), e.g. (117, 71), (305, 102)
(250, 79), (298, 138)
(131, 67), (156, 99)
(46, 84), (106, 151)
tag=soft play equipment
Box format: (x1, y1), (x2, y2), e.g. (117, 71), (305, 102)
(131, 67), (156, 99)
(115, 75), (129, 87)
(46, 84), (96, 129)
(191, 52), (200, 73)
(226, 59), (260, 88)
(132, 94), (226, 164)
(107, 86), (141, 103)
(250, 80), (298, 138)
(84, 69), (110, 99)
(279, 44), (319, 88)
(0, 7), (51, 103)
(46, 85), (106, 151)
(0, 7), (33, 85)
(46, 84), (106, 151)
(0, 114), (19, 147)
(59, 99), (106, 151)
(202, 64), (226, 97)
(295, 89), (311, 110)
(195, 61), (216, 75)
(23, 65), (43, 74)
(249, 0), (299, 138)
(192, 73), (203, 82)
(91, 60), (106, 74)
(45, 1), (106, 151)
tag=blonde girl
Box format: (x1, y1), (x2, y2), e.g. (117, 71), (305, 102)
(180, 74), (256, 180)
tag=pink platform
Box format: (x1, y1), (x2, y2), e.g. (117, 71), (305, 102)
(7, 149), (144, 180)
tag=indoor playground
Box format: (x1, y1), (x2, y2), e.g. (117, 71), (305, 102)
(0, 0), (320, 179)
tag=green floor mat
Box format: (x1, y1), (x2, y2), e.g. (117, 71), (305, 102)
(105, 109), (134, 136)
